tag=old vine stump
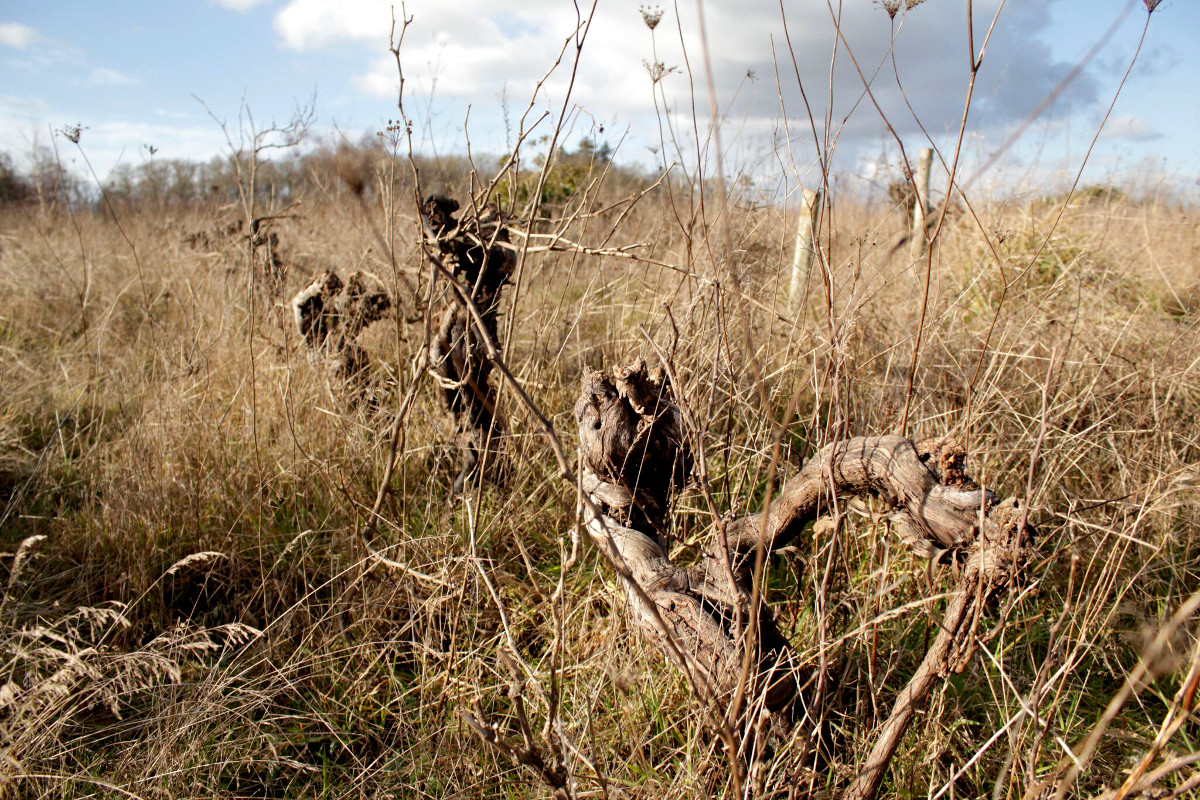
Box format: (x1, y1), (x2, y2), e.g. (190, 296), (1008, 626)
(291, 268), (391, 405)
(421, 194), (515, 492)
(575, 358), (1033, 798)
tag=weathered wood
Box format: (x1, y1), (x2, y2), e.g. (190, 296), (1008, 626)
(421, 195), (515, 492)
(291, 268), (390, 402)
(722, 434), (994, 566)
(910, 147), (933, 260)
(574, 358), (1033, 798)
(575, 361), (798, 745)
(788, 188), (821, 313)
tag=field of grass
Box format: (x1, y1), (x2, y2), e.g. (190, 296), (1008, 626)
(1, 152), (1199, 799)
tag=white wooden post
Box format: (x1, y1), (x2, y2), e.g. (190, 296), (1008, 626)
(910, 147), (933, 260)
(789, 188), (821, 312)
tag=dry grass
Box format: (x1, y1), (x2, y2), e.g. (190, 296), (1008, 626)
(0, 163), (1198, 799)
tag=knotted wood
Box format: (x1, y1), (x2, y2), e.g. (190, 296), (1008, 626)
(291, 268), (391, 403)
(421, 194), (515, 492)
(574, 359), (1033, 798)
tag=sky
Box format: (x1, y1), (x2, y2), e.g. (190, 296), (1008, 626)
(1, 0), (1196, 200)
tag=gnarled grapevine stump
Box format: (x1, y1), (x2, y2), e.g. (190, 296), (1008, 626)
(420, 194), (515, 492)
(575, 359), (1033, 799)
(575, 360), (801, 756)
(291, 268), (391, 405)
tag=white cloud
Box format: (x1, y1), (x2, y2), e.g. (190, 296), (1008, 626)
(213, 0), (273, 11)
(274, 0), (397, 50)
(0, 94), (230, 177)
(264, 0), (1103, 171)
(87, 67), (137, 86)
(0, 22), (37, 48)
(84, 120), (232, 168)
(1104, 114), (1162, 142)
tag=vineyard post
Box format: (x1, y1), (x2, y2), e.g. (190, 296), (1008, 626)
(789, 187), (821, 312)
(910, 147), (933, 260)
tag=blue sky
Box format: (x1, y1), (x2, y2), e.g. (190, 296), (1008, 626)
(1, 0), (1196, 198)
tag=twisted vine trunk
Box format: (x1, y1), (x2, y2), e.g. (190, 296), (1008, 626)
(574, 359), (1033, 798)
(420, 195), (515, 492)
(291, 268), (391, 405)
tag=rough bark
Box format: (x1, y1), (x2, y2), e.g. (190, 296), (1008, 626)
(723, 434), (994, 565)
(574, 359), (1034, 798)
(420, 194), (515, 492)
(291, 268), (391, 404)
(250, 220), (286, 302)
(575, 361), (801, 743)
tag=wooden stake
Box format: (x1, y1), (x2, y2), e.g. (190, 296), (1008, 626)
(789, 188), (821, 313)
(910, 147), (933, 260)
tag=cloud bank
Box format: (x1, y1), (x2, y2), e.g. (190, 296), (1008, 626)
(266, 0), (1104, 173)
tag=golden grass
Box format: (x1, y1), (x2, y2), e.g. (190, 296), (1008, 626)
(1, 170), (1198, 798)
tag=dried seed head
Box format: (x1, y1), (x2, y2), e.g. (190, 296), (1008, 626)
(640, 4), (663, 30)
(1143, 0), (1160, 10)
(57, 123), (84, 144)
(643, 59), (678, 84)
(165, 551), (227, 576)
(880, 0), (925, 17)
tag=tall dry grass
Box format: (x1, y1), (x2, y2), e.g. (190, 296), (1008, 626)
(0, 155), (1198, 799)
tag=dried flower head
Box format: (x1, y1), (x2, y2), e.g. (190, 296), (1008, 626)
(640, 4), (664, 30)
(57, 123), (85, 144)
(880, 0), (925, 17)
(643, 59), (679, 84)
(1143, 0), (1160, 10)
